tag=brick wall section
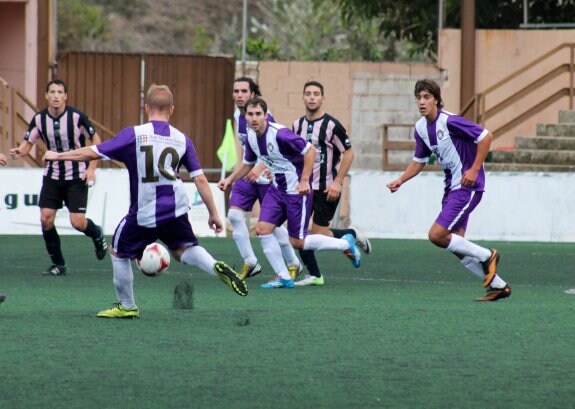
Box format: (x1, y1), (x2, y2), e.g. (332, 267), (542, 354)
(254, 61), (439, 170)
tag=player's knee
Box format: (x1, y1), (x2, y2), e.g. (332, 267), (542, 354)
(228, 208), (245, 226)
(255, 224), (273, 236)
(289, 237), (304, 250)
(40, 216), (55, 230)
(428, 230), (448, 248)
(70, 215), (87, 231)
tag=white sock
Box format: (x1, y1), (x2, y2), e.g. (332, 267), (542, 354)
(303, 234), (348, 251)
(273, 225), (300, 267)
(228, 208), (258, 266)
(111, 254), (136, 309)
(489, 275), (507, 289)
(447, 234), (491, 261)
(460, 256), (485, 279)
(460, 256), (507, 288)
(259, 234), (291, 280)
(180, 245), (217, 276)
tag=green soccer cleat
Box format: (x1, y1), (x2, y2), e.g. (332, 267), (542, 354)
(97, 303), (139, 319)
(294, 274), (325, 286)
(215, 261), (248, 296)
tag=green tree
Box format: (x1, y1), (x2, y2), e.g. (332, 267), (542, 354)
(330, 0), (575, 60)
(57, 0), (109, 51)
(247, 0), (393, 61)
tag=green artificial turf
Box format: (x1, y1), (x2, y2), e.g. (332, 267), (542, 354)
(1, 236), (575, 409)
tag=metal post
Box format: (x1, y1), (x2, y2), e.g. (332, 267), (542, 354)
(460, 0), (476, 116)
(241, 0), (247, 76)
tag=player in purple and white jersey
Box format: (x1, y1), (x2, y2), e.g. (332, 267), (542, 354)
(218, 97), (361, 289)
(10, 80), (107, 276)
(228, 77), (301, 281)
(387, 79), (511, 301)
(44, 84), (247, 318)
(292, 81), (371, 287)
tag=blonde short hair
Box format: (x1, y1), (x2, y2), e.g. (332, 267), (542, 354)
(146, 84), (174, 111)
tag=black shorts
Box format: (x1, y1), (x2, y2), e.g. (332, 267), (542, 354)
(39, 176), (89, 213)
(311, 190), (340, 227)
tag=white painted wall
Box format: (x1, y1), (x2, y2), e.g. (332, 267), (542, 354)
(3, 168), (572, 243)
(0, 168), (226, 237)
(349, 170), (575, 242)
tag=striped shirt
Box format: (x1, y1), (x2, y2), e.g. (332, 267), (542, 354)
(25, 106), (97, 181)
(292, 113), (351, 191)
(413, 109), (489, 192)
(244, 122), (312, 195)
(94, 120), (203, 228)
(234, 108), (275, 185)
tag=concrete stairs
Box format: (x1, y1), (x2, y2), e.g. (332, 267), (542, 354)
(487, 110), (575, 172)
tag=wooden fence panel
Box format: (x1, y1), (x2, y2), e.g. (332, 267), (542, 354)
(57, 52), (235, 175)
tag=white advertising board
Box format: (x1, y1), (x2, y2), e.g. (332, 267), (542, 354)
(348, 170), (575, 242)
(0, 168), (226, 237)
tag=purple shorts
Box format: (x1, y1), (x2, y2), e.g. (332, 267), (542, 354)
(258, 185), (313, 240)
(436, 188), (483, 232)
(112, 214), (199, 260)
(229, 179), (270, 211)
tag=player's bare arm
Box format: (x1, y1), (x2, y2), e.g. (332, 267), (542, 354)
(244, 162), (268, 183)
(0, 153), (7, 166)
(194, 174), (224, 233)
(387, 161), (426, 193)
(9, 141), (33, 159)
(83, 131), (102, 186)
(42, 146), (101, 163)
(218, 163), (253, 191)
(325, 148), (355, 202)
(298, 145), (316, 195)
(462, 132), (492, 188)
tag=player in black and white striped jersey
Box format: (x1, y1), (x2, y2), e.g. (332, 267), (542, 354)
(292, 81), (371, 286)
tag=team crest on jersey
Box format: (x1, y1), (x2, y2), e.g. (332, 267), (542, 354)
(344, 138), (351, 147)
(89, 126), (95, 135)
(267, 142), (275, 153)
(437, 130), (445, 140)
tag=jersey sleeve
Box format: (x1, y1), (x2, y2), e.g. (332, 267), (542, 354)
(24, 115), (41, 145)
(413, 128), (431, 163)
(331, 119), (352, 153)
(94, 127), (135, 162)
(181, 138), (203, 178)
(77, 111), (97, 140)
(447, 115), (489, 143)
(243, 138), (257, 165)
(276, 128), (309, 155)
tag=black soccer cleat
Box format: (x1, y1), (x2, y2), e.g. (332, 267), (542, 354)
(43, 264), (67, 276)
(93, 226), (108, 260)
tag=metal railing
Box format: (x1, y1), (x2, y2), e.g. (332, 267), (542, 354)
(382, 43), (575, 170)
(0, 76), (120, 168)
(460, 42), (575, 138)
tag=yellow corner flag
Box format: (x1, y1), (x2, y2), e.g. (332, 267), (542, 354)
(217, 119), (237, 172)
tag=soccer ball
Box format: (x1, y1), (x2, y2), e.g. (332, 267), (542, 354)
(137, 243), (170, 277)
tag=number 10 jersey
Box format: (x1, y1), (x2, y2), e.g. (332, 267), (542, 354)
(93, 120), (204, 228)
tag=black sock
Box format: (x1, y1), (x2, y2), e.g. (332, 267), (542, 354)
(83, 218), (101, 239)
(43, 228), (65, 266)
(299, 249), (321, 278)
(331, 228), (356, 239)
